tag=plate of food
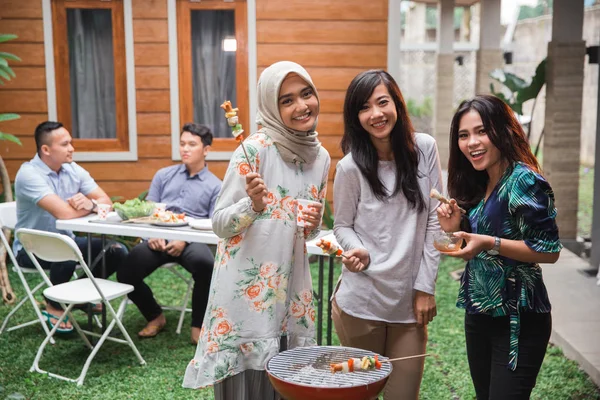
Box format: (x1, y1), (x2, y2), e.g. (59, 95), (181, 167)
(151, 210), (189, 227)
(188, 218), (212, 230)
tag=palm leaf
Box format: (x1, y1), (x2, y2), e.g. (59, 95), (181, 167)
(0, 132), (22, 145)
(0, 114), (20, 122)
(0, 34), (18, 43)
(0, 52), (21, 62)
(516, 58), (546, 105)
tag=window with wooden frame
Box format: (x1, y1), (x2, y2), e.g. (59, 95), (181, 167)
(177, 0), (248, 152)
(52, 0), (129, 152)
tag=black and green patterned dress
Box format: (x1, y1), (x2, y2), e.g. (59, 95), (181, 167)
(457, 162), (562, 371)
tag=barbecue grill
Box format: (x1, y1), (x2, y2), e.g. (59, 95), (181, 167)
(266, 346), (392, 400)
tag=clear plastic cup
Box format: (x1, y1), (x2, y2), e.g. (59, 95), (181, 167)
(97, 204), (111, 220)
(296, 199), (320, 227)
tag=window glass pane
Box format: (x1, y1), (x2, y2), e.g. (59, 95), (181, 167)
(191, 10), (236, 138)
(67, 9), (117, 139)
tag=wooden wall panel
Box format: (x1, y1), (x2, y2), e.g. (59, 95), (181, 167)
(317, 113), (343, 136)
(307, 67), (363, 91)
(136, 90), (170, 113)
(2, 19), (45, 42)
(1, 44), (45, 66)
(0, 137), (35, 159)
(0, 0), (43, 19)
(257, 21), (386, 45)
(133, 19), (169, 43)
(256, 0), (386, 21)
(131, 0), (167, 19)
(137, 113), (171, 135)
(318, 91), (345, 114)
(134, 43), (170, 66)
(138, 135), (171, 158)
(319, 136), (343, 158)
(135, 66), (170, 89)
(0, 113), (48, 135)
(257, 44), (387, 68)
(5, 67), (46, 89)
(0, 90), (47, 113)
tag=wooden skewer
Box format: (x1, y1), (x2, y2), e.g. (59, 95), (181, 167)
(429, 189), (466, 215)
(383, 353), (430, 363)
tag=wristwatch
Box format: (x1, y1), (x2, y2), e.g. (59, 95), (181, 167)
(487, 236), (501, 256)
(90, 199), (99, 213)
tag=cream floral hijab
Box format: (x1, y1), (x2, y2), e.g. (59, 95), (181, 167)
(256, 61), (321, 165)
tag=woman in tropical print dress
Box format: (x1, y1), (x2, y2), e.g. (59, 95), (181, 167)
(437, 95), (562, 400)
(182, 61), (330, 399)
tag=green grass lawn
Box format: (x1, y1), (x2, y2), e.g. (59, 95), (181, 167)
(0, 256), (598, 399)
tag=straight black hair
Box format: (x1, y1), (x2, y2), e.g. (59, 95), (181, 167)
(181, 123), (213, 147)
(341, 70), (425, 211)
(34, 121), (64, 155)
(448, 94), (541, 210)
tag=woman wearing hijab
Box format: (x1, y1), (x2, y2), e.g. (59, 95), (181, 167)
(183, 61), (331, 399)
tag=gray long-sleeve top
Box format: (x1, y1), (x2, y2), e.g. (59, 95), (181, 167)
(333, 133), (442, 323)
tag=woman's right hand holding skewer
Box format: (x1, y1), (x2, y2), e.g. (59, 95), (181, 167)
(436, 199), (462, 233)
(342, 248), (370, 273)
(245, 172), (268, 212)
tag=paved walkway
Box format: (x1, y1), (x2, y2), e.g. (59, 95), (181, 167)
(542, 248), (600, 387)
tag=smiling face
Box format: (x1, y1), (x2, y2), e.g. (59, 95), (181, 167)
(278, 73), (319, 131)
(42, 127), (74, 166)
(180, 131), (208, 168)
(457, 110), (503, 172)
(358, 84), (398, 146)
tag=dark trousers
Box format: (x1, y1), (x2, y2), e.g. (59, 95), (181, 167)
(117, 241), (214, 327)
(465, 312), (552, 400)
(16, 236), (127, 310)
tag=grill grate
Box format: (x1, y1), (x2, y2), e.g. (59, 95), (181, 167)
(267, 346), (392, 388)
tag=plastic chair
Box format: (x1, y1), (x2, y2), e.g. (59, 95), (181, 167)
(159, 262), (193, 335)
(17, 228), (146, 386)
(0, 202), (55, 343)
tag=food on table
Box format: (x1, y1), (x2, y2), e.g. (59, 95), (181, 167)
(112, 198), (155, 220)
(330, 355), (382, 373)
(315, 239), (343, 257)
(153, 210), (186, 224)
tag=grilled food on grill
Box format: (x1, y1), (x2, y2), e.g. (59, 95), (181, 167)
(330, 355), (382, 373)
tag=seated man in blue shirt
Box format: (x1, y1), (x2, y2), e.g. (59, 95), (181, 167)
(14, 121), (128, 333)
(117, 123), (222, 344)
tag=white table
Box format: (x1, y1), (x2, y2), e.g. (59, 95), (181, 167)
(56, 214), (340, 345)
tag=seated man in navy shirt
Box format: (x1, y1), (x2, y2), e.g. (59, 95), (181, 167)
(118, 123), (222, 344)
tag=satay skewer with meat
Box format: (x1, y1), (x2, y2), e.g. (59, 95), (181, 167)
(221, 100), (254, 173)
(429, 188), (466, 214)
(330, 353), (430, 373)
(315, 238), (348, 259)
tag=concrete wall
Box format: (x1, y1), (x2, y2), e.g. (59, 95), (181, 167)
(509, 5), (600, 166)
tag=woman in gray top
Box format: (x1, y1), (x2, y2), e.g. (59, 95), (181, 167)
(331, 70), (443, 400)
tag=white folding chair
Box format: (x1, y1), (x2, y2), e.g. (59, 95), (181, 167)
(159, 262), (193, 335)
(0, 202), (55, 344)
(17, 228), (145, 386)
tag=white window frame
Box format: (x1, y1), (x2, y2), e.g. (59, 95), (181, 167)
(42, 0), (138, 162)
(168, 0), (257, 162)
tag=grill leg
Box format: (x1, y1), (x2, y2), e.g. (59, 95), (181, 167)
(317, 256), (324, 346)
(327, 256), (334, 346)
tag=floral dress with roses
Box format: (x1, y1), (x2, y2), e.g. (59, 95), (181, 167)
(183, 131), (331, 388)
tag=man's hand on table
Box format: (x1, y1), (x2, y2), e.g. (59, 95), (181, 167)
(67, 193), (94, 211)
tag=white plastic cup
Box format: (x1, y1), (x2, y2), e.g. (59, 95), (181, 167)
(97, 204), (111, 220)
(296, 199), (320, 227)
(154, 203), (167, 214)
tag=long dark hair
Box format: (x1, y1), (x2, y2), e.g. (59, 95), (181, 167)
(448, 94), (541, 210)
(341, 70), (425, 211)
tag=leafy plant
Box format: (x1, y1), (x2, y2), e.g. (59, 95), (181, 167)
(322, 199), (334, 230)
(0, 34), (22, 304)
(489, 58), (546, 156)
(406, 97), (433, 118)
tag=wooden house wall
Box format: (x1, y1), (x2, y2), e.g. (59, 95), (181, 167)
(0, 0), (388, 203)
